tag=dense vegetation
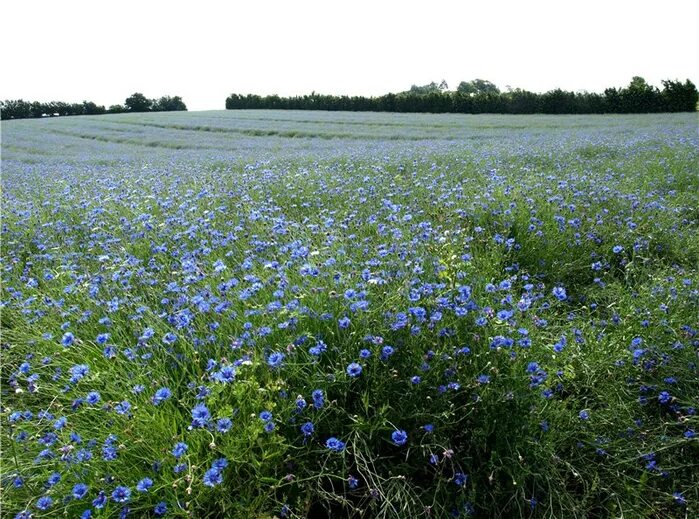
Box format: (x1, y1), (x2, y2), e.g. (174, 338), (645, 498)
(226, 77), (698, 114)
(0, 93), (187, 120)
(1, 111), (698, 518)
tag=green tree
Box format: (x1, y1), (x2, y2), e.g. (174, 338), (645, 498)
(152, 96), (187, 112)
(125, 92), (152, 112)
(620, 76), (661, 112)
(408, 81), (443, 95)
(660, 79), (699, 112)
(457, 79), (500, 95)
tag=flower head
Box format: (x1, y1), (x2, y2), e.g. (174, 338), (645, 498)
(346, 362), (362, 377)
(73, 483), (89, 499)
(391, 429), (408, 446)
(325, 437), (346, 452)
(111, 486), (131, 503)
(152, 387), (172, 405)
(172, 442), (188, 458)
(136, 478), (153, 492)
(267, 351), (285, 369)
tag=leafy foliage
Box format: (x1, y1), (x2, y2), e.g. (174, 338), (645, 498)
(1, 93), (187, 120)
(226, 77), (698, 113)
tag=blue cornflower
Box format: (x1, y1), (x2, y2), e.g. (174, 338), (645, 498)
(191, 403), (211, 427)
(62, 332), (75, 347)
(348, 475), (359, 489)
(552, 286), (567, 301)
(216, 418), (233, 433)
(213, 259), (227, 272)
(380, 345), (395, 361)
(346, 362), (362, 377)
(86, 391), (101, 405)
(36, 496), (53, 510)
(115, 401), (131, 415)
(73, 483), (89, 499)
(553, 337), (566, 353)
(204, 468), (223, 487)
(154, 502), (168, 516)
(136, 478), (153, 492)
(391, 429), (408, 446)
(308, 339), (327, 357)
(579, 410), (590, 420)
(267, 351), (285, 369)
(69, 364), (89, 382)
(325, 437), (346, 452)
(312, 389), (325, 409)
(658, 391), (671, 404)
(172, 442), (188, 458)
(477, 374), (490, 384)
(211, 458), (228, 472)
(102, 445), (118, 461)
(215, 365), (236, 383)
(612, 245), (624, 254)
(454, 472), (468, 486)
(111, 486), (131, 503)
(259, 410), (273, 422)
(359, 349), (372, 359)
(47, 472), (61, 488)
(152, 387), (172, 405)
(673, 492), (687, 506)
(92, 492), (107, 509)
(301, 422), (315, 437)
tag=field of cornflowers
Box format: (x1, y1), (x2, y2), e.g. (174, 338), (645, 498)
(1, 111), (697, 518)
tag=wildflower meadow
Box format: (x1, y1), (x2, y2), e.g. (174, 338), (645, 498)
(1, 111), (697, 518)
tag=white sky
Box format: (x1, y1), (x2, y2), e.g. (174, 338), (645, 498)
(2, 0), (697, 111)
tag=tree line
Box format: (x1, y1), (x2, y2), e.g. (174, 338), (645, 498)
(1, 93), (187, 120)
(226, 77), (697, 114)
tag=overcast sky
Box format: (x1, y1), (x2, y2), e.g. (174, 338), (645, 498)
(2, 0), (697, 111)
